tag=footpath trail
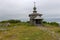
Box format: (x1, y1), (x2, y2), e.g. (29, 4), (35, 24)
(38, 26), (60, 40)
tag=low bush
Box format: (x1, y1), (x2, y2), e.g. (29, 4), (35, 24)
(0, 20), (21, 23)
(49, 22), (59, 26)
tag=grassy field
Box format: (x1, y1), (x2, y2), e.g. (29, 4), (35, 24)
(0, 23), (60, 40)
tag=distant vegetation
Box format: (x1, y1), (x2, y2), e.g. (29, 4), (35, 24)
(43, 21), (59, 27)
(0, 20), (59, 27)
(0, 20), (21, 23)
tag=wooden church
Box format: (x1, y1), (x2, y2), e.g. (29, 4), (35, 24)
(29, 2), (43, 26)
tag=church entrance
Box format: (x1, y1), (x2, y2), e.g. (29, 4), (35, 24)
(35, 19), (41, 24)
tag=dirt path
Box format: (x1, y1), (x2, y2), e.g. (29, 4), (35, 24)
(38, 26), (60, 40)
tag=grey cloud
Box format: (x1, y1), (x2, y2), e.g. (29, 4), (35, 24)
(0, 0), (60, 22)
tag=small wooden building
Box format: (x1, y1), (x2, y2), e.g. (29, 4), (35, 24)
(29, 2), (43, 26)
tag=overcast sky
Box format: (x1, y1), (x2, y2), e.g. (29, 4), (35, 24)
(0, 0), (60, 22)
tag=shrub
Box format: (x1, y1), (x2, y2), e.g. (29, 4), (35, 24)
(7, 20), (21, 23)
(43, 21), (48, 24)
(50, 22), (59, 26)
(0, 20), (21, 23)
(26, 21), (30, 23)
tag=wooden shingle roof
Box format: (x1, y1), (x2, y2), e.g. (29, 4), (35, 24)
(34, 16), (43, 19)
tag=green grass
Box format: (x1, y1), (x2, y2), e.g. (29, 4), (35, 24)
(0, 23), (60, 40)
